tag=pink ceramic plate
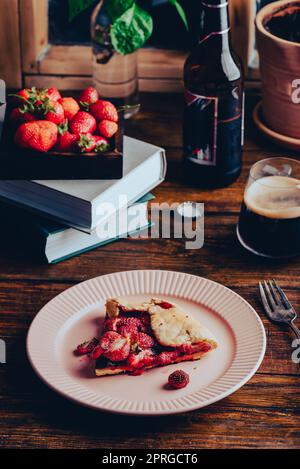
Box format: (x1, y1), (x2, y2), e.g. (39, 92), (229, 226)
(27, 270), (266, 415)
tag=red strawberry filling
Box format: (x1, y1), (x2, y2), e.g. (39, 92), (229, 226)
(100, 331), (130, 362)
(77, 303), (214, 375)
(103, 317), (121, 332)
(179, 342), (212, 354)
(118, 317), (146, 339)
(135, 332), (155, 350)
(90, 344), (103, 360)
(127, 349), (156, 369)
(76, 337), (99, 355)
(158, 301), (173, 309)
(156, 350), (181, 366)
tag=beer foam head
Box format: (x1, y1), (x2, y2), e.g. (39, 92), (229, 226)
(244, 175), (300, 219)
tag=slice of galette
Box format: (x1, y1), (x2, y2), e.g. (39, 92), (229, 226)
(93, 298), (218, 377)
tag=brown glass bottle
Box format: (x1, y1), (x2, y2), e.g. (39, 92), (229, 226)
(183, 0), (244, 187)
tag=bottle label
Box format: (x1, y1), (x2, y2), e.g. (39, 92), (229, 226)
(183, 87), (243, 168)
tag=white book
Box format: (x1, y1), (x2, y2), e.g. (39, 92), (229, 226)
(0, 137), (166, 231)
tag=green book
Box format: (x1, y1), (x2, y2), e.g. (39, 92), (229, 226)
(0, 193), (154, 264)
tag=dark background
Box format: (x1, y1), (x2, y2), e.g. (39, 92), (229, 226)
(49, 0), (201, 49)
(49, 0), (275, 49)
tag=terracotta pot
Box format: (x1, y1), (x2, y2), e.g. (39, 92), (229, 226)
(256, 0), (300, 138)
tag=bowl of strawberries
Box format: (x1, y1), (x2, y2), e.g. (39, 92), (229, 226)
(0, 83), (123, 180)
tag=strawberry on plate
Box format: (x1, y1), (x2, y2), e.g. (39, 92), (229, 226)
(98, 120), (118, 139)
(127, 349), (155, 369)
(100, 331), (130, 362)
(70, 111), (97, 135)
(76, 337), (99, 356)
(90, 100), (119, 123)
(168, 370), (190, 389)
(59, 97), (80, 121)
(79, 87), (99, 107)
(14, 121), (58, 153)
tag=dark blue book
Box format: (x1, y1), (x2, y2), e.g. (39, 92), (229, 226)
(0, 194), (153, 263)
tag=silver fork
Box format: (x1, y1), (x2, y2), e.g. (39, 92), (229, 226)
(259, 279), (300, 340)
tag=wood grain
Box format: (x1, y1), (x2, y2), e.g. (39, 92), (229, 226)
(19, 0), (49, 73)
(0, 93), (299, 449)
(0, 0), (22, 88)
(24, 74), (184, 94)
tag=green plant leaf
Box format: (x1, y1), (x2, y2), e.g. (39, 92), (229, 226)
(110, 4), (153, 55)
(168, 0), (189, 31)
(68, 0), (96, 21)
(107, 0), (135, 23)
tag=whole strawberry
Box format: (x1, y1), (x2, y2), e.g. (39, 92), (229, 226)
(94, 135), (110, 153)
(77, 133), (96, 153)
(59, 97), (80, 121)
(46, 88), (61, 102)
(168, 370), (190, 389)
(70, 111), (96, 135)
(56, 122), (77, 153)
(90, 100), (118, 123)
(10, 87), (37, 107)
(56, 131), (77, 152)
(79, 87), (99, 107)
(15, 88), (31, 102)
(98, 120), (118, 139)
(15, 121), (58, 153)
(45, 101), (65, 125)
(10, 108), (36, 126)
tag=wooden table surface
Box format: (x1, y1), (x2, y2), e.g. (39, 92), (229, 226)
(1, 93), (299, 450)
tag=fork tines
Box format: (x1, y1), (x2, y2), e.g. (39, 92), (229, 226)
(259, 279), (292, 315)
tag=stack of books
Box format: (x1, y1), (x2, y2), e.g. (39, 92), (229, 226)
(0, 137), (166, 263)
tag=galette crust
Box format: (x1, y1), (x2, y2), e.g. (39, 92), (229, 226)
(95, 350), (209, 377)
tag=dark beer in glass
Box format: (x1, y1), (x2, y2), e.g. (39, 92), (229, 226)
(237, 158), (300, 258)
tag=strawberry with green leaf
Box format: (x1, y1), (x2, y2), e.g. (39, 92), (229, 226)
(56, 120), (78, 152)
(77, 133), (97, 153)
(79, 87), (99, 109)
(44, 100), (65, 125)
(46, 88), (62, 102)
(94, 135), (110, 153)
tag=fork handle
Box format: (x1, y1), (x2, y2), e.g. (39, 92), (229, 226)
(289, 322), (300, 340)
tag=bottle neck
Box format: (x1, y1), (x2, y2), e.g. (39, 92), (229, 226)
(199, 0), (231, 51)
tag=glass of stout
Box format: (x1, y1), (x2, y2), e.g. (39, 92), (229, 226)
(237, 157), (300, 258)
